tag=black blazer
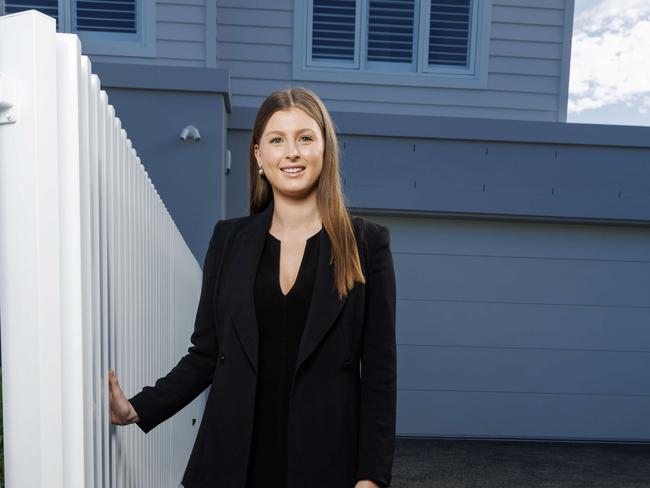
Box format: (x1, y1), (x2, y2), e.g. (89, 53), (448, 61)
(128, 198), (397, 488)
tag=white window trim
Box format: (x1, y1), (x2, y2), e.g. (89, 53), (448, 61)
(2, 0), (156, 57)
(293, 0), (492, 90)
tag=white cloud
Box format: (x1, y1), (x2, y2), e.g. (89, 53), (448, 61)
(569, 0), (650, 114)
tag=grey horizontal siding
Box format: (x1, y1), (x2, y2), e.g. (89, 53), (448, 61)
(217, 5), (292, 28)
(88, 0), (208, 67)
(400, 347), (650, 395)
(490, 56), (561, 77)
(492, 5), (565, 25)
(490, 39), (562, 60)
(399, 390), (650, 439)
(399, 300), (650, 351)
(216, 0), (569, 121)
(224, 61), (561, 95)
(158, 22), (205, 42)
(372, 215), (650, 440)
(495, 0), (565, 8)
(232, 95), (559, 120)
(234, 78), (559, 111)
(491, 23), (564, 42)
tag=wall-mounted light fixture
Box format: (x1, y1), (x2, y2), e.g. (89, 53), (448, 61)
(179, 125), (201, 142)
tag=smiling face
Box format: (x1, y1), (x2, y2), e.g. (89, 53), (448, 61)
(254, 107), (324, 201)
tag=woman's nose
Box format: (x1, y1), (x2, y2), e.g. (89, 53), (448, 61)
(285, 142), (300, 158)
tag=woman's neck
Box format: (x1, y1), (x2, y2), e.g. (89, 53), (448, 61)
(269, 193), (322, 236)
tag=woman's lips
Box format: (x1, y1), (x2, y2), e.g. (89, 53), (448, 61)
(281, 167), (305, 176)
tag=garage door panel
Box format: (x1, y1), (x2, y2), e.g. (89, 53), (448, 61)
(397, 300), (650, 351)
(363, 215), (650, 440)
(397, 345), (650, 395)
(396, 254), (650, 306)
(397, 390), (650, 440)
(383, 218), (650, 261)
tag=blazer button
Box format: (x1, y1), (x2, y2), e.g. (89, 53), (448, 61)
(220, 354), (225, 364)
(342, 359), (352, 371)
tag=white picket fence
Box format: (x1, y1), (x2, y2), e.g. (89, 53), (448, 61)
(0, 10), (206, 488)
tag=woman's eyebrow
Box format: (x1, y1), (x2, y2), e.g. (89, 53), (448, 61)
(264, 128), (315, 136)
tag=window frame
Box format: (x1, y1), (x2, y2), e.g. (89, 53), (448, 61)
(2, 0), (156, 57)
(293, 0), (492, 89)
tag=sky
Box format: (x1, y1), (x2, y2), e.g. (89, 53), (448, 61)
(567, 0), (650, 126)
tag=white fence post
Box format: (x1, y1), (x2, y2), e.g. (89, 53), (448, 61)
(0, 10), (65, 487)
(0, 10), (207, 488)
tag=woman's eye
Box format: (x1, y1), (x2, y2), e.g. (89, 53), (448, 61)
(270, 136), (312, 143)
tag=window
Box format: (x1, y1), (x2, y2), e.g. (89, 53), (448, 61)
(5, 1), (60, 27)
(4, 0), (155, 57)
(294, 0), (491, 88)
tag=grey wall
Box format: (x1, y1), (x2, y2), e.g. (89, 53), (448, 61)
(92, 63), (231, 264)
(228, 107), (650, 225)
(217, 0), (574, 122)
(87, 0), (216, 68)
(375, 214), (650, 440)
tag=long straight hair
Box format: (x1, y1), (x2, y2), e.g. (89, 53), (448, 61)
(248, 87), (365, 300)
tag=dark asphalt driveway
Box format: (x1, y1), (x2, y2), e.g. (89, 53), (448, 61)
(391, 438), (650, 487)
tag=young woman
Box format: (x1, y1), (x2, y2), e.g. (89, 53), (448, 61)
(109, 87), (397, 488)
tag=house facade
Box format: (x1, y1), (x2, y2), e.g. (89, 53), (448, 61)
(4, 0), (650, 442)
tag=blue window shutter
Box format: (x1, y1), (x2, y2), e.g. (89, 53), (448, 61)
(428, 0), (472, 67)
(4, 1), (60, 29)
(367, 0), (415, 64)
(74, 0), (136, 33)
(311, 0), (356, 61)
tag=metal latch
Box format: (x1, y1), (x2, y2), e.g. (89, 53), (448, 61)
(0, 72), (17, 125)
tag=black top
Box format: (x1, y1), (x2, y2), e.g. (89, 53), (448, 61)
(245, 226), (322, 488)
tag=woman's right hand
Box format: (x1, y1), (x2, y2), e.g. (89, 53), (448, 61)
(109, 369), (140, 425)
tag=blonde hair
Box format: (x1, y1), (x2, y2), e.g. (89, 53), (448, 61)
(248, 87), (365, 300)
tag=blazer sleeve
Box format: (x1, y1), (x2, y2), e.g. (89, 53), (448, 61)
(128, 219), (226, 434)
(355, 224), (397, 487)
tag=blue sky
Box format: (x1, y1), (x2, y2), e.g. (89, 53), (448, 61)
(568, 0), (650, 126)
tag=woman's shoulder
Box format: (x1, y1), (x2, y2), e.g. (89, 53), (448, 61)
(206, 215), (252, 250)
(351, 214), (388, 235)
(351, 215), (389, 251)
(214, 214), (253, 234)
(219, 214), (251, 227)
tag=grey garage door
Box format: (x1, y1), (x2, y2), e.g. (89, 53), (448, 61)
(368, 214), (650, 441)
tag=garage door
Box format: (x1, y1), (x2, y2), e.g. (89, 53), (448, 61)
(369, 215), (650, 441)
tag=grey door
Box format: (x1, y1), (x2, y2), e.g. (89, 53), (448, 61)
(369, 215), (650, 441)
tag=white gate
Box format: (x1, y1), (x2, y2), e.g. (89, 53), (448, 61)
(0, 10), (206, 488)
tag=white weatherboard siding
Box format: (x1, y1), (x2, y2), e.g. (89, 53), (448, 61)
(89, 0), (211, 67)
(368, 214), (650, 440)
(216, 0), (572, 121)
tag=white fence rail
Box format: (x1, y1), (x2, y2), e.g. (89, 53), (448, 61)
(0, 10), (205, 488)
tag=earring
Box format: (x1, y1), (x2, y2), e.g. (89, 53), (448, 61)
(258, 166), (264, 175)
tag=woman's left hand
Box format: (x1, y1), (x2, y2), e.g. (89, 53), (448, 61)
(355, 481), (381, 488)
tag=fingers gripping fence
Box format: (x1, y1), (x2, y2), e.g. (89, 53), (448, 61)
(0, 10), (206, 488)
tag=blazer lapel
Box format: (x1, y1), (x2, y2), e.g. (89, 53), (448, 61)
(294, 218), (348, 373)
(231, 198), (349, 376)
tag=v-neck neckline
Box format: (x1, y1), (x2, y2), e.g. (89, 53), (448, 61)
(267, 227), (322, 297)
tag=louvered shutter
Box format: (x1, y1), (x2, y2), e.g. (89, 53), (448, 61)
(367, 0), (415, 64)
(4, 1), (60, 29)
(428, 0), (472, 67)
(74, 0), (136, 33)
(311, 0), (356, 61)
